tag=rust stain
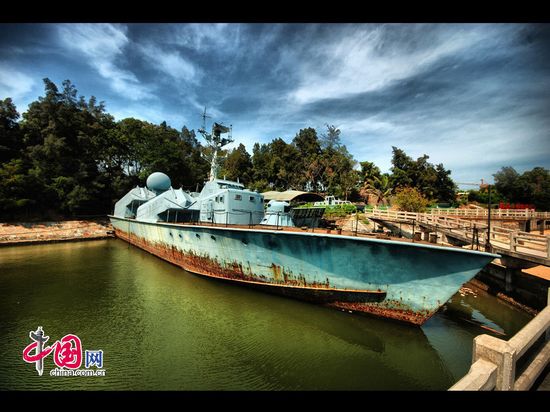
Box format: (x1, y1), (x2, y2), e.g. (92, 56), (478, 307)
(114, 228), (435, 325)
(115, 229), (343, 292)
(328, 301), (436, 325)
(271, 263), (282, 283)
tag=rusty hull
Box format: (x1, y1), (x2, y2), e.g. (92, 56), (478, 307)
(109, 215), (499, 326)
(114, 228), (437, 324)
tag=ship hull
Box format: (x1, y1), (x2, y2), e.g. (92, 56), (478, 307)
(109, 216), (497, 325)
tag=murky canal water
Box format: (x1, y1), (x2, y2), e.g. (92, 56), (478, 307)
(0, 239), (532, 390)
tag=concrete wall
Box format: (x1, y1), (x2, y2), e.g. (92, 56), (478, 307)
(476, 263), (550, 311)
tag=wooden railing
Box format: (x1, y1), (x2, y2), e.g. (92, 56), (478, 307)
(364, 209), (418, 221)
(429, 208), (550, 219)
(364, 209), (550, 260)
(489, 226), (550, 260)
(449, 289), (550, 391)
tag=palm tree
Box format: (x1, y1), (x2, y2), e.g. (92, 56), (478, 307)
(361, 174), (393, 206)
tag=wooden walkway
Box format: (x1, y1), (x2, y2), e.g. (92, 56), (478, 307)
(364, 209), (550, 266)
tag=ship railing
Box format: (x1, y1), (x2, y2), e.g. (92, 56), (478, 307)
(449, 288), (550, 391)
(177, 209), (331, 232)
(208, 210), (268, 228)
(179, 210), (289, 230)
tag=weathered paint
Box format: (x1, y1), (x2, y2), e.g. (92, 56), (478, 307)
(109, 216), (498, 326)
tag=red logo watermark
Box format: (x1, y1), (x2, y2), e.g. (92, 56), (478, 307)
(23, 326), (104, 377)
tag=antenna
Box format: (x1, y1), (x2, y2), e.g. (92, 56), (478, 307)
(197, 107), (233, 182)
(200, 106), (211, 132)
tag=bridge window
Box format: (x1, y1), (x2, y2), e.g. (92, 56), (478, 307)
(249, 196), (256, 203)
(235, 194), (242, 201)
(220, 196), (224, 203)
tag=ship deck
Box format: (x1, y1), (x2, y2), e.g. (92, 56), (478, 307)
(171, 221), (475, 251)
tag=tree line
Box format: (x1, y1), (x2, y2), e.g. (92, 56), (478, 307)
(468, 166), (550, 211)
(0, 78), (548, 219)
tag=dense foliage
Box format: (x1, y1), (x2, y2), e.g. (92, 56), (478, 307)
(0, 79), (208, 219)
(462, 167), (550, 210)
(493, 166), (550, 210)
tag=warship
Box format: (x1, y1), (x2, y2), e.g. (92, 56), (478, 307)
(109, 120), (498, 325)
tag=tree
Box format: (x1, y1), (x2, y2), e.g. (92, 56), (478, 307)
(394, 187), (429, 212)
(520, 167), (550, 210)
(0, 98), (21, 163)
(0, 159), (35, 217)
(270, 138), (300, 190)
(389, 146), (455, 203)
(317, 125), (356, 196)
(251, 142), (271, 191)
(338, 169), (360, 201)
(434, 163), (456, 204)
(19, 78), (118, 214)
(390, 146), (414, 189)
(292, 128), (322, 190)
(361, 173), (393, 206)
(360, 161), (381, 182)
(180, 126), (209, 188)
(220, 143), (253, 184)
(319, 124), (342, 150)
(494, 166), (523, 203)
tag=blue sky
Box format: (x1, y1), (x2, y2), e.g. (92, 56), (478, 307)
(1, 23), (549, 186)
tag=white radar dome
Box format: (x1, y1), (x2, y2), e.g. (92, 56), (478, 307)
(146, 172), (171, 193)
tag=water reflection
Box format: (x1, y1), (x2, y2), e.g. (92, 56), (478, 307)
(0, 239), (532, 390)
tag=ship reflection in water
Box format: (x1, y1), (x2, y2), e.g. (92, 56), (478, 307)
(0, 240), (532, 390)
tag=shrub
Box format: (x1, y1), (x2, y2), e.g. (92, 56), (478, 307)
(394, 187), (429, 212)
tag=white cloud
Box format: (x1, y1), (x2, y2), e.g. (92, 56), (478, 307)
(175, 23), (239, 52)
(0, 63), (36, 101)
(288, 24), (499, 105)
(56, 23), (152, 100)
(342, 109), (550, 184)
(139, 44), (200, 83)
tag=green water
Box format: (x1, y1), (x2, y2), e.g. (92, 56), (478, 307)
(0, 239), (533, 390)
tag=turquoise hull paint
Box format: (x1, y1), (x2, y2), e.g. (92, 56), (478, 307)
(109, 216), (498, 323)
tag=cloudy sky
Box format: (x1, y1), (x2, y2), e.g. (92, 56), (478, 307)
(1, 23), (549, 186)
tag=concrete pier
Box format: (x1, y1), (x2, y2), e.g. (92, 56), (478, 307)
(450, 288), (550, 391)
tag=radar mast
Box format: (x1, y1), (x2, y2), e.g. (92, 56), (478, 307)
(198, 107), (233, 181)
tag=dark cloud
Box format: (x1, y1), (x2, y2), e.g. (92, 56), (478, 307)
(0, 23), (548, 184)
